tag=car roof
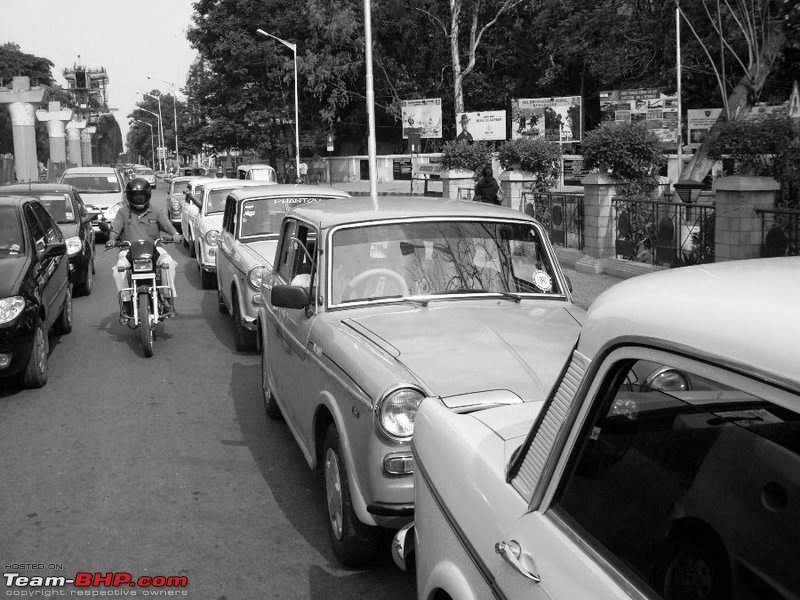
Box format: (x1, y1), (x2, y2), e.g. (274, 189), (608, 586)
(62, 166), (119, 173)
(287, 196), (538, 228)
(199, 179), (267, 192)
(237, 163), (275, 171)
(0, 183), (76, 195)
(228, 184), (350, 203)
(579, 257), (800, 386)
(0, 195), (38, 208)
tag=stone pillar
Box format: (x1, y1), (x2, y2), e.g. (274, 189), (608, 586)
(0, 76), (46, 182)
(81, 126), (96, 166)
(36, 102), (72, 165)
(714, 176), (779, 262)
(574, 173), (621, 274)
(66, 120), (86, 167)
(441, 169), (475, 200)
(499, 169), (538, 211)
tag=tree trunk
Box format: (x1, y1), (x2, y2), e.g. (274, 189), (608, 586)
(451, 0), (464, 115)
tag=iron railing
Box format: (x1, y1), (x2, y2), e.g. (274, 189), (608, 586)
(612, 196), (716, 266)
(755, 207), (800, 257)
(457, 186), (474, 201)
(520, 191), (584, 251)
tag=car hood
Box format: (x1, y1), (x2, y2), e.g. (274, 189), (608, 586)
(79, 192), (123, 210)
(201, 214), (224, 230)
(344, 302), (582, 403)
(0, 256), (28, 297)
(240, 238), (278, 267)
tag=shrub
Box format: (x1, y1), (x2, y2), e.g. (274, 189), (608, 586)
(497, 137), (562, 191)
(582, 122), (666, 196)
(439, 140), (492, 173)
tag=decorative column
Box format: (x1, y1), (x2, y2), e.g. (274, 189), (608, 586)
(574, 173), (620, 275)
(36, 101), (72, 165)
(441, 169), (475, 200)
(66, 120), (86, 167)
(0, 76), (47, 182)
(499, 169), (539, 211)
(81, 126), (96, 166)
(714, 176), (780, 261)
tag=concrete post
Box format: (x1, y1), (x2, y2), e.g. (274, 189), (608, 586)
(66, 120), (86, 167)
(713, 176), (780, 261)
(0, 76), (46, 182)
(36, 102), (72, 165)
(499, 169), (538, 211)
(441, 169), (475, 200)
(81, 126), (96, 166)
(574, 173), (621, 274)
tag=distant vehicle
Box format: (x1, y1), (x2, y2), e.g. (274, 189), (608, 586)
(58, 166), (126, 240)
(0, 195), (73, 388)
(180, 177), (215, 256)
(165, 175), (206, 229)
(0, 183), (95, 296)
(133, 166), (157, 189)
(236, 164), (278, 183)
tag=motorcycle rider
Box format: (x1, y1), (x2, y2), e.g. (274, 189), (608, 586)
(105, 177), (182, 321)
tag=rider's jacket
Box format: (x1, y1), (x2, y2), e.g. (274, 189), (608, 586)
(109, 205), (177, 244)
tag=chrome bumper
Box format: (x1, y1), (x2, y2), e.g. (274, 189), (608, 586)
(391, 522), (415, 571)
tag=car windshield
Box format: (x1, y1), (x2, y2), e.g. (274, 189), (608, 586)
(329, 219), (563, 305)
(238, 196), (324, 238)
(242, 168), (276, 182)
(0, 206), (25, 256)
(61, 173), (121, 193)
(35, 194), (75, 224)
(207, 189), (235, 214)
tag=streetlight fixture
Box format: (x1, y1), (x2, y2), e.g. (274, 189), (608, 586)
(133, 118), (156, 169)
(147, 76), (180, 167)
(137, 91), (165, 172)
(136, 107), (164, 169)
(256, 28), (300, 181)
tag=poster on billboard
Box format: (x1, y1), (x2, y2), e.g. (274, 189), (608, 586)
(401, 98), (442, 139)
(510, 96), (581, 143)
(687, 108), (722, 148)
(599, 88), (679, 144)
(454, 110), (507, 141)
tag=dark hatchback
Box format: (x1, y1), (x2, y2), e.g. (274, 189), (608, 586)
(0, 196), (73, 388)
(0, 183), (96, 296)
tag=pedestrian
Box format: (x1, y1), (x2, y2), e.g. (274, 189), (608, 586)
(473, 166), (501, 205)
(299, 160), (308, 183)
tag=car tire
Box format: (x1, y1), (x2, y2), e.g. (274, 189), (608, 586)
(657, 534), (730, 600)
(76, 257), (93, 296)
(261, 348), (281, 420)
(201, 269), (216, 290)
(232, 297), (256, 352)
(19, 319), (48, 389)
(182, 230), (188, 247)
(323, 424), (381, 567)
(217, 289), (228, 314)
(53, 285), (73, 335)
(188, 232), (196, 258)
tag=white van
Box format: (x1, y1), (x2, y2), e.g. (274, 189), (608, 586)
(236, 164), (278, 182)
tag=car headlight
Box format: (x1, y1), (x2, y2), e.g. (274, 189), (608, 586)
(376, 388), (425, 439)
(248, 265), (268, 290)
(65, 236), (82, 256)
(170, 198), (182, 211)
(646, 368), (690, 392)
(104, 202), (122, 221)
(204, 230), (220, 246)
(0, 296), (25, 325)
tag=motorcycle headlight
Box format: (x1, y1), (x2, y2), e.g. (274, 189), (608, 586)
(104, 202), (122, 221)
(376, 388), (425, 439)
(65, 236), (82, 256)
(204, 230), (220, 246)
(133, 258), (152, 272)
(646, 368), (690, 392)
(248, 265), (268, 290)
(0, 296), (26, 325)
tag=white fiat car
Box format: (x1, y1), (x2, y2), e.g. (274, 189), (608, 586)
(396, 257), (800, 600)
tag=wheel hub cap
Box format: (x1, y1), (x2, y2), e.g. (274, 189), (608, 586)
(325, 448), (344, 540)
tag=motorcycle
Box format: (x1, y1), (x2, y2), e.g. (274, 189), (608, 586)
(108, 237), (176, 357)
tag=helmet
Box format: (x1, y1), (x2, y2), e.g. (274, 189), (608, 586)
(125, 177), (151, 211)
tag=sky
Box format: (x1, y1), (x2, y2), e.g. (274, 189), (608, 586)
(1, 0), (198, 152)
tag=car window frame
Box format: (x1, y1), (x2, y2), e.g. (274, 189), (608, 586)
(31, 201), (64, 245)
(23, 202), (48, 254)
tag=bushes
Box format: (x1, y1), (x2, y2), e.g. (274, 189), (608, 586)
(497, 137), (562, 191)
(439, 140), (492, 173)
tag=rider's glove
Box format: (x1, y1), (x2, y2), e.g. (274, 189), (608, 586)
(172, 234), (183, 244)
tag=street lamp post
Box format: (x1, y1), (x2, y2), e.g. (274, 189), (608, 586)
(256, 28), (300, 181)
(147, 76), (180, 168)
(137, 107), (164, 168)
(134, 119), (156, 169)
(137, 91), (165, 172)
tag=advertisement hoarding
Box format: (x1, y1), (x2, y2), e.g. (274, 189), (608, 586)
(510, 96), (581, 143)
(599, 88), (679, 144)
(687, 108), (722, 148)
(454, 110), (507, 141)
(401, 98), (442, 139)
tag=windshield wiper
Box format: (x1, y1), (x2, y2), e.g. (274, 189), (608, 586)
(430, 288), (521, 303)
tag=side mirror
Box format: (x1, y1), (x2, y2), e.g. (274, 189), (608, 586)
(271, 284), (308, 309)
(82, 212), (96, 224)
(43, 241), (66, 258)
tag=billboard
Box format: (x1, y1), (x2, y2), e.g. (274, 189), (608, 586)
(511, 96), (581, 143)
(687, 108), (722, 148)
(599, 88), (679, 144)
(401, 98), (442, 139)
(454, 110), (507, 141)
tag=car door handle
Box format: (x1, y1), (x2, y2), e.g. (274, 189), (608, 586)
(495, 540), (541, 583)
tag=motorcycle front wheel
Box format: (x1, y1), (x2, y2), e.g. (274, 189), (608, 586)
(139, 293), (154, 357)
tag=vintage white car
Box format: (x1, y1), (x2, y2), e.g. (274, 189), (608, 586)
(184, 179), (269, 289)
(180, 177), (216, 253)
(396, 256), (800, 600)
(164, 175), (206, 229)
(259, 197), (584, 566)
(216, 184), (350, 352)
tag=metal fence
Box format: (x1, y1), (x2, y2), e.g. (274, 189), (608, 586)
(755, 207), (800, 257)
(612, 196), (716, 266)
(520, 191), (584, 251)
(457, 186), (474, 201)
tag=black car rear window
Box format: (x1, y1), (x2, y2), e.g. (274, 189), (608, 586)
(0, 205), (25, 256)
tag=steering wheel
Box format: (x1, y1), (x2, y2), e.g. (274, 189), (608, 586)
(344, 268), (407, 300)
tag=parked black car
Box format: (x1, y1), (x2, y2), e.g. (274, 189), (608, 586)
(0, 183), (96, 296)
(0, 196), (73, 388)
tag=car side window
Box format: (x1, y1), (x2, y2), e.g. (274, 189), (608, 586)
(288, 223), (318, 300)
(222, 197), (236, 235)
(32, 202), (63, 245)
(23, 204), (47, 253)
(550, 358), (799, 598)
(274, 219), (298, 283)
